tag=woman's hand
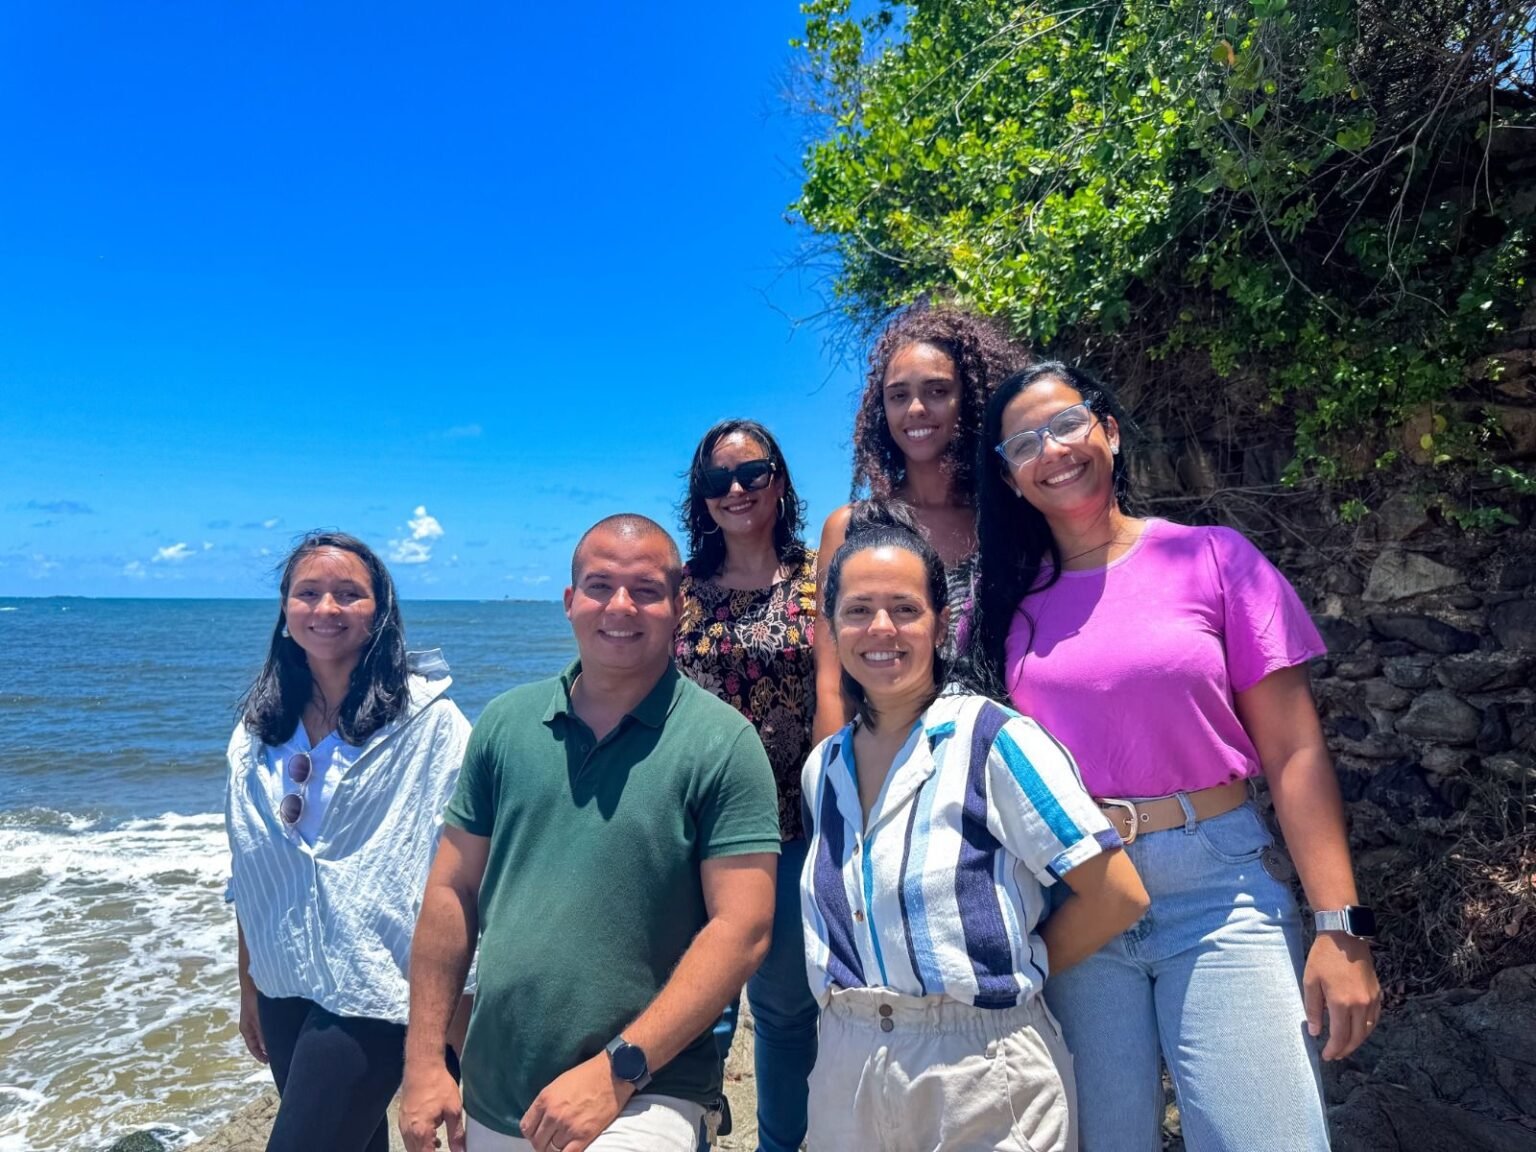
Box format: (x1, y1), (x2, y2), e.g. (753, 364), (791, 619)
(238, 984), (267, 1064)
(1304, 931), (1381, 1060)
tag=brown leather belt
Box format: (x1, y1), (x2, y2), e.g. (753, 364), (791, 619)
(1097, 779), (1249, 844)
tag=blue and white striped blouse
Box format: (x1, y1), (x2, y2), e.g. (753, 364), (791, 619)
(225, 651), (471, 1024)
(799, 693), (1121, 1009)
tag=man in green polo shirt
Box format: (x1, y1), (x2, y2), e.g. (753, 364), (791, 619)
(400, 513), (780, 1152)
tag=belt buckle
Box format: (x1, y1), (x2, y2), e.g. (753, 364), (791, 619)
(1101, 798), (1141, 844)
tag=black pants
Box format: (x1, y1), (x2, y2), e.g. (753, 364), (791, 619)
(256, 994), (406, 1152)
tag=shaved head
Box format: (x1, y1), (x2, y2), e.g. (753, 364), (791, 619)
(571, 514), (683, 592)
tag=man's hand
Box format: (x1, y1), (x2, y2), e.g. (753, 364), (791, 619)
(237, 985), (267, 1064)
(398, 1060), (466, 1152)
(1304, 931), (1382, 1061)
(519, 1052), (634, 1152)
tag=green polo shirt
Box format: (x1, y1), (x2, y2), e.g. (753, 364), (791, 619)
(443, 660), (780, 1137)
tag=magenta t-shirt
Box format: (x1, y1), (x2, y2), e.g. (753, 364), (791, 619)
(1004, 518), (1325, 798)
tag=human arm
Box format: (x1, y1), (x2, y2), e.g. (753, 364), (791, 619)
(235, 920), (266, 1064)
(812, 505), (853, 744)
(399, 825), (489, 1152)
(1039, 849), (1148, 974)
(1237, 664), (1381, 1061)
(519, 851), (777, 1152)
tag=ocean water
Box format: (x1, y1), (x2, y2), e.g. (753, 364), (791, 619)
(0, 597), (574, 1152)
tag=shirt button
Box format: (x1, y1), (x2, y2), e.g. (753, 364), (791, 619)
(878, 1004), (892, 1018)
(880, 1018), (894, 1033)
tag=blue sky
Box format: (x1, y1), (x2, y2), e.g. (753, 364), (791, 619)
(0, 3), (868, 599)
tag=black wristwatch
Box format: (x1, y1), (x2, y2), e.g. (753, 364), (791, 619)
(1314, 905), (1377, 939)
(604, 1035), (652, 1092)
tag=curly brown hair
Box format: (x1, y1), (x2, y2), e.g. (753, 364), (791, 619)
(851, 306), (1029, 503)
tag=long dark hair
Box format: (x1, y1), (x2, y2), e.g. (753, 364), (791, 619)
(681, 419), (809, 581)
(241, 532), (410, 746)
(851, 305), (1028, 503)
(965, 361), (1134, 700)
(823, 501), (952, 730)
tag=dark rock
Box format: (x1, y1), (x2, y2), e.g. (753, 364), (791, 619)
(1317, 616), (1368, 653)
(1396, 691), (1483, 744)
(1491, 600), (1536, 652)
(1327, 964), (1536, 1152)
(1485, 752), (1536, 784)
(1335, 657), (1382, 680)
(1364, 679), (1413, 710)
(1364, 550), (1464, 603)
(1422, 745), (1474, 777)
(1334, 733), (1407, 760)
(1367, 494), (1434, 543)
(1329, 715), (1372, 742)
(1374, 641), (1417, 658)
(1450, 592), (1484, 610)
(1383, 656), (1438, 689)
(104, 1133), (171, 1152)
(1325, 568), (1366, 596)
(1336, 766), (1370, 803)
(1369, 614), (1480, 654)
(1479, 704), (1514, 754)
(1363, 758), (1452, 821)
(1493, 559), (1536, 592)
(1437, 652), (1536, 693)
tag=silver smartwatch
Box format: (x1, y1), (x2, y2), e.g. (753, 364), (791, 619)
(1314, 905), (1377, 939)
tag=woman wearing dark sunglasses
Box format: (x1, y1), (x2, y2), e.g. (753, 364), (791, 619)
(224, 532), (472, 1152)
(965, 362), (1381, 1151)
(675, 419), (818, 1152)
(812, 304), (1027, 743)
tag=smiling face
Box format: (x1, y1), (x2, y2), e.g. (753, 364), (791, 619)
(283, 547), (378, 676)
(833, 545), (947, 713)
(998, 375), (1120, 520)
(882, 342), (961, 465)
(704, 432), (784, 546)
(564, 527), (682, 681)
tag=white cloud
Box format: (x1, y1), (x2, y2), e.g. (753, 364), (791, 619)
(123, 560), (146, 578)
(523, 574), (551, 585)
(442, 424), (482, 439)
(390, 505), (445, 565)
(155, 542), (193, 563)
(263, 517), (280, 529)
(408, 506), (443, 541)
(202, 541), (214, 551)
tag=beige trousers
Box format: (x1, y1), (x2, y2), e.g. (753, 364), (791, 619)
(466, 1095), (706, 1152)
(807, 987), (1078, 1152)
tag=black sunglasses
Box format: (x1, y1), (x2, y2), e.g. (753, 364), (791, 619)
(699, 459), (776, 500)
(279, 751), (313, 826)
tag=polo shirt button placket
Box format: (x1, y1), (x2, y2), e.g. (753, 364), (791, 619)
(878, 1004), (894, 1033)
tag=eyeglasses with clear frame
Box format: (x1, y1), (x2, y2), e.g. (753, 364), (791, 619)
(994, 402), (1098, 469)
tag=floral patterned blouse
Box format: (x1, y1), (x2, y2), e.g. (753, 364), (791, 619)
(675, 551), (818, 840)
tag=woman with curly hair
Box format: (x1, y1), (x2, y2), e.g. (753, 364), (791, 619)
(812, 305), (1027, 743)
(965, 361), (1380, 1150)
(675, 418), (819, 1152)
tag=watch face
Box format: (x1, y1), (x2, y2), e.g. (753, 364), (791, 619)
(1345, 906), (1378, 937)
(611, 1043), (648, 1082)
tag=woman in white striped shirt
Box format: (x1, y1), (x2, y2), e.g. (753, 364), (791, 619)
(225, 532), (471, 1152)
(799, 504), (1148, 1151)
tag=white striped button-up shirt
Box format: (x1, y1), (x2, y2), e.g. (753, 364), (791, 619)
(224, 651), (471, 1023)
(800, 693), (1120, 1009)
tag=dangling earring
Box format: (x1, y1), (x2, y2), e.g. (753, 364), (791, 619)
(703, 522), (721, 535)
(1112, 444), (1120, 456)
(280, 624), (290, 638)
(778, 497), (786, 520)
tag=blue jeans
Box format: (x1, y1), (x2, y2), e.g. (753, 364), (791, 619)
(1045, 800), (1330, 1152)
(708, 837), (818, 1152)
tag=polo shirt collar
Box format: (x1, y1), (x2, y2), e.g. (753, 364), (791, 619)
(544, 659), (682, 729)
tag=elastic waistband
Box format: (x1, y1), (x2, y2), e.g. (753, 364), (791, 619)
(823, 987), (1047, 1037)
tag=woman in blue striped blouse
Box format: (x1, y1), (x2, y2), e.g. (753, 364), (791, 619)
(225, 533), (472, 1152)
(799, 504), (1149, 1151)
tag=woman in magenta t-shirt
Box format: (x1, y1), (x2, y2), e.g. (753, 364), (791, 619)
(964, 361), (1381, 1151)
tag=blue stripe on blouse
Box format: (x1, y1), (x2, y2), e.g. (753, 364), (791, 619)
(956, 701), (1019, 1009)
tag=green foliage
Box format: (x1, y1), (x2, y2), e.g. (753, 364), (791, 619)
(792, 0), (1536, 518)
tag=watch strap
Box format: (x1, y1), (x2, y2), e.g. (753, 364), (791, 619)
(1314, 909), (1348, 933)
